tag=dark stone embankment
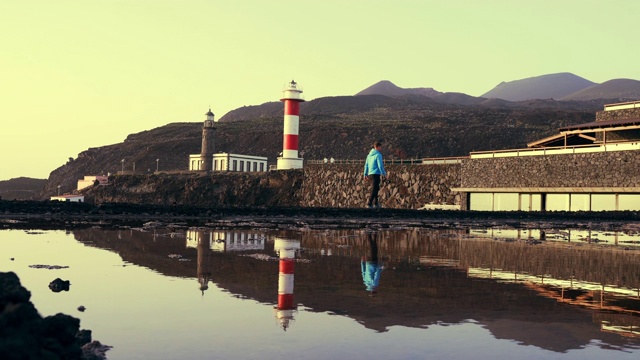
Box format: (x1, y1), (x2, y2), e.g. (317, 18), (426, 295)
(0, 272), (110, 360)
(2, 200), (640, 231)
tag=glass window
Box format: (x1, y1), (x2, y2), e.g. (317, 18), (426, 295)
(521, 194), (531, 211)
(494, 193), (518, 211)
(260, 163), (264, 172)
(591, 194), (617, 211)
(570, 194), (590, 211)
(520, 194), (542, 211)
(470, 193), (493, 211)
(240, 161), (245, 172)
(546, 194), (570, 211)
(232, 160), (237, 171)
(619, 194), (640, 211)
(530, 194), (542, 211)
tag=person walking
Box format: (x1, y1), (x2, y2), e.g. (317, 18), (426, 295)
(363, 141), (387, 208)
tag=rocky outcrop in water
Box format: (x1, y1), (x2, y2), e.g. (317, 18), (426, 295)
(49, 278), (71, 293)
(0, 271), (109, 360)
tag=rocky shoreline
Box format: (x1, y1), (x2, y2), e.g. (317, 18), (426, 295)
(0, 272), (110, 360)
(2, 200), (640, 231)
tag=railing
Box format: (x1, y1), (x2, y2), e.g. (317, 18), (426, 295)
(307, 156), (468, 165)
(470, 141), (640, 159)
(604, 100), (640, 111)
(420, 156), (468, 164)
(306, 159), (364, 165)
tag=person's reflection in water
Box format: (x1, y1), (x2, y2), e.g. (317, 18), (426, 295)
(362, 232), (383, 296)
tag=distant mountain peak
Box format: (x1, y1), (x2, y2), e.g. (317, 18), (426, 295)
(356, 80), (441, 97)
(481, 72), (596, 101)
(561, 78), (640, 101)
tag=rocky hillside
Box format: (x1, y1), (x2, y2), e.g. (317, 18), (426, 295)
(40, 95), (602, 199)
(0, 177), (46, 200)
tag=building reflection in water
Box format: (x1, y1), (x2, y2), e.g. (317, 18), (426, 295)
(71, 226), (640, 342)
(469, 228), (640, 249)
(186, 230), (266, 253)
(462, 228), (640, 338)
(186, 230), (266, 294)
(273, 237), (300, 331)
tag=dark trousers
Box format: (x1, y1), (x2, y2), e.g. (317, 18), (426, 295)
(367, 174), (381, 206)
(367, 233), (379, 262)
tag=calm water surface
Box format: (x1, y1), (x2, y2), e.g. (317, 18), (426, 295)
(1, 225), (639, 360)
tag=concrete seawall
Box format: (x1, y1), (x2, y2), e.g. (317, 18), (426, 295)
(300, 164), (460, 209)
(462, 150), (640, 189)
(85, 164), (461, 209)
(84, 146), (640, 210)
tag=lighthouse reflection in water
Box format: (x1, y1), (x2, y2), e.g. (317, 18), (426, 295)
(186, 230), (299, 330)
(273, 237), (300, 331)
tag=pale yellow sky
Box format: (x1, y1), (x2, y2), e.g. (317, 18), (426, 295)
(1, 0), (638, 180)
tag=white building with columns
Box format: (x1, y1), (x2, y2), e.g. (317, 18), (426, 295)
(188, 108), (268, 172)
(189, 152), (267, 172)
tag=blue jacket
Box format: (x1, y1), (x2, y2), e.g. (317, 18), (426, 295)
(361, 261), (383, 291)
(364, 148), (387, 176)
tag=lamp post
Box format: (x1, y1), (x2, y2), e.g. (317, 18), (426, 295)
(156, 158), (159, 172)
(57, 185), (61, 196)
(121, 159), (125, 173)
(133, 162), (136, 172)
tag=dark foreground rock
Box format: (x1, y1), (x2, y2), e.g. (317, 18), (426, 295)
(0, 272), (109, 360)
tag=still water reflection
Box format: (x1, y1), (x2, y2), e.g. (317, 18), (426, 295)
(1, 225), (640, 360)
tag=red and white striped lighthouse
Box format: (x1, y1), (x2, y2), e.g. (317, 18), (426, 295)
(277, 80), (305, 170)
(273, 238), (300, 331)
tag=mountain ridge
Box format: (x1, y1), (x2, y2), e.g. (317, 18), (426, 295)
(561, 78), (640, 101)
(481, 72), (596, 101)
(0, 177), (47, 200)
(356, 80), (441, 97)
(352, 73), (640, 103)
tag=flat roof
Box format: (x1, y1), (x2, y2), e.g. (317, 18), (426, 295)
(604, 100), (640, 110)
(51, 194), (84, 199)
(559, 117), (640, 132)
(452, 187), (640, 193)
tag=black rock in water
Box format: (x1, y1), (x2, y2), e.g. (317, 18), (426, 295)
(49, 278), (71, 292)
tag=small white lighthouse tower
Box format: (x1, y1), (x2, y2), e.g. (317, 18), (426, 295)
(277, 80), (305, 170)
